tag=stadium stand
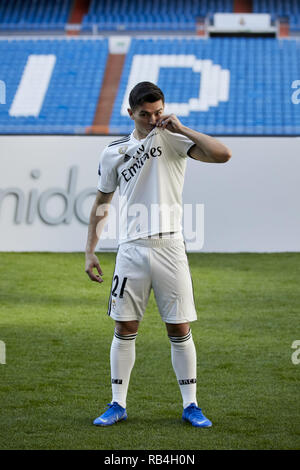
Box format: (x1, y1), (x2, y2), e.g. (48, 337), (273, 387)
(0, 0), (73, 32)
(0, 1), (299, 136)
(0, 38), (108, 133)
(81, 0), (233, 33)
(0, 35), (299, 135)
(253, 0), (300, 32)
(110, 37), (300, 135)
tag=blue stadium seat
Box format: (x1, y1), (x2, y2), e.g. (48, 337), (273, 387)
(253, 0), (300, 31)
(83, 0), (233, 33)
(109, 37), (300, 136)
(0, 0), (72, 31)
(0, 38), (108, 134)
(1, 36), (299, 136)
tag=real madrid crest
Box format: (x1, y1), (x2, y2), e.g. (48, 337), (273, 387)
(118, 145), (128, 154)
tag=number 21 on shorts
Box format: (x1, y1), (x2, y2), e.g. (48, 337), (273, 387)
(111, 275), (128, 299)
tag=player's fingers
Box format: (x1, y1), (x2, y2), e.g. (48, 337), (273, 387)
(85, 267), (103, 283)
(92, 274), (104, 283)
(162, 117), (172, 129)
(157, 117), (170, 128)
(95, 263), (103, 276)
(90, 273), (104, 283)
(156, 115), (170, 127)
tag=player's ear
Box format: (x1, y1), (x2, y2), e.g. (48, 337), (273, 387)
(127, 108), (134, 120)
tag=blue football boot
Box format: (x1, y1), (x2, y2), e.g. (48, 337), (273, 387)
(182, 403), (212, 427)
(93, 402), (127, 426)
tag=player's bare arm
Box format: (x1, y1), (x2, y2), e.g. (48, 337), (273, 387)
(85, 190), (115, 283)
(156, 113), (232, 163)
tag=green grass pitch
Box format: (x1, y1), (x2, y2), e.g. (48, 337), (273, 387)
(0, 252), (299, 450)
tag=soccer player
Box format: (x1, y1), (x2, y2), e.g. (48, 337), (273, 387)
(85, 82), (231, 427)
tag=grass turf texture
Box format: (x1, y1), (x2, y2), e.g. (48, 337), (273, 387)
(0, 252), (299, 450)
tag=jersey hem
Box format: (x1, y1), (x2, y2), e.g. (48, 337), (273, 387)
(118, 230), (183, 245)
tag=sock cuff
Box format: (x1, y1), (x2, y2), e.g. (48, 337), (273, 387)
(168, 329), (192, 344)
(114, 329), (138, 341)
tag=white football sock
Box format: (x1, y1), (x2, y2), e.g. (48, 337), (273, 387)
(169, 329), (198, 409)
(110, 330), (137, 409)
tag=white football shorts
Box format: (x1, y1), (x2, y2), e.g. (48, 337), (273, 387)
(107, 237), (197, 324)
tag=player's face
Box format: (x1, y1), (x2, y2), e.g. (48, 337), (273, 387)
(128, 100), (164, 137)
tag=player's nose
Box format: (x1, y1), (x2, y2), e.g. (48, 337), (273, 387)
(149, 114), (157, 125)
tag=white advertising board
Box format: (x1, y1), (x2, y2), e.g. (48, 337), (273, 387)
(0, 136), (299, 252)
(213, 13), (272, 32)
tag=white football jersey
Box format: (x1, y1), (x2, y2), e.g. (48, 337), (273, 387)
(97, 128), (195, 244)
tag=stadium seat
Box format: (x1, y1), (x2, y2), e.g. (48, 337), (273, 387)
(0, 0), (73, 31)
(0, 38), (108, 134)
(1, 34), (299, 136)
(253, 0), (300, 31)
(109, 37), (300, 135)
(82, 0), (233, 33)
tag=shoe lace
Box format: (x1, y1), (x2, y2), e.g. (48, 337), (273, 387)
(106, 402), (121, 410)
(101, 403), (118, 417)
(188, 404), (203, 417)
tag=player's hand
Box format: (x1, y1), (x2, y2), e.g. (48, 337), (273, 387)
(156, 114), (184, 133)
(85, 253), (103, 283)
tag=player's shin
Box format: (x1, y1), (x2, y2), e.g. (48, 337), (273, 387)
(110, 330), (137, 409)
(168, 329), (198, 409)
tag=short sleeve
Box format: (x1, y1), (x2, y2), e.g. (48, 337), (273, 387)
(164, 130), (195, 158)
(97, 148), (118, 193)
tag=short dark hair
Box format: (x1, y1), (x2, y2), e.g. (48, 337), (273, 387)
(129, 82), (164, 110)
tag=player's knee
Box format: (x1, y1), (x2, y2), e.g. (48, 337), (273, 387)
(115, 320), (139, 335)
(165, 322), (190, 337)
